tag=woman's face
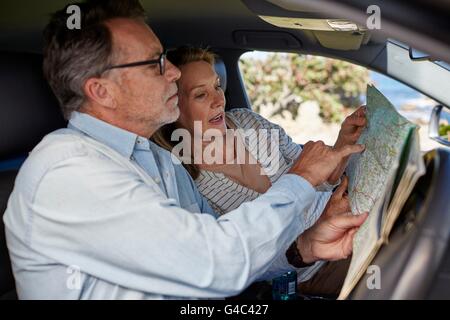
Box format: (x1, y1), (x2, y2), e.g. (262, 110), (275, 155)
(176, 60), (226, 137)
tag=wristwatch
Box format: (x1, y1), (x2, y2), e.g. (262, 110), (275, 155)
(286, 239), (315, 268)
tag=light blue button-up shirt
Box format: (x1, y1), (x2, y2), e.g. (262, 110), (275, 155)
(4, 111), (316, 299)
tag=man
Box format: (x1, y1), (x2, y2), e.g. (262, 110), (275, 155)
(3, 0), (367, 299)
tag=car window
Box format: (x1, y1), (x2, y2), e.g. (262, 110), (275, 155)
(239, 51), (440, 151)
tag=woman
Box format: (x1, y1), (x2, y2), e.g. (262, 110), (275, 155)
(153, 46), (366, 297)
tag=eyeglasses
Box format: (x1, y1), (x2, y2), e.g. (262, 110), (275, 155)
(103, 50), (167, 75)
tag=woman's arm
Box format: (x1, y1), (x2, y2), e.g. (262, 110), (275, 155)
(227, 108), (340, 190)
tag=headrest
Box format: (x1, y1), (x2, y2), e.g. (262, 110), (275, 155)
(0, 52), (228, 160)
(0, 52), (66, 159)
(214, 57), (227, 93)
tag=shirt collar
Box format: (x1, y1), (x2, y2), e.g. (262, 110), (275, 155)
(68, 111), (140, 159)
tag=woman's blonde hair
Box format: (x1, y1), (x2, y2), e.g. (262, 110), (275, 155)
(152, 46), (217, 179)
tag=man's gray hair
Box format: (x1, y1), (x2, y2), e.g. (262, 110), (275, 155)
(43, 0), (146, 120)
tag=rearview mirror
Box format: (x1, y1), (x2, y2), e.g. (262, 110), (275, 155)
(409, 47), (433, 61)
(429, 105), (450, 147)
(409, 47), (430, 60)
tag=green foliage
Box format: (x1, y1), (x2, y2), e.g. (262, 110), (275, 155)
(438, 124), (450, 137)
(239, 53), (369, 123)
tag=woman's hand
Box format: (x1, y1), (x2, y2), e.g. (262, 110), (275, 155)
(321, 175), (351, 219)
(328, 106), (367, 184)
(335, 106), (367, 148)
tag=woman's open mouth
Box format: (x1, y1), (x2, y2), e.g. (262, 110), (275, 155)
(208, 112), (224, 125)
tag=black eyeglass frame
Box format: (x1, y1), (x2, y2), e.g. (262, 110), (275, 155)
(103, 50), (167, 75)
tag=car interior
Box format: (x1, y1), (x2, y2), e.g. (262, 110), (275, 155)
(0, 0), (449, 300)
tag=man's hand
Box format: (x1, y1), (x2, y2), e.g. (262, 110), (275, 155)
(328, 106), (367, 184)
(288, 141), (364, 187)
(296, 178), (368, 263)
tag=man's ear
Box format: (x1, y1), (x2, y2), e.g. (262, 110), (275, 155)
(83, 77), (117, 110)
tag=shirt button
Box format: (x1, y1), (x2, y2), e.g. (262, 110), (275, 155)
(130, 156), (135, 161)
(154, 177), (161, 184)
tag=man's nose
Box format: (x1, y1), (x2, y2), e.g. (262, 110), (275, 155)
(165, 60), (181, 82)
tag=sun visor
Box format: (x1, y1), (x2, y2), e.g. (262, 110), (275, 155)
(258, 16), (371, 50)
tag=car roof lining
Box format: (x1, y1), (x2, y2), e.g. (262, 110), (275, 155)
(1, 0), (448, 63)
(0, 0), (385, 53)
(0, 0), (389, 86)
(0, 0), (447, 107)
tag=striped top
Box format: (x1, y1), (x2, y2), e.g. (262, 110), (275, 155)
(195, 108), (334, 229)
(195, 108), (336, 281)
